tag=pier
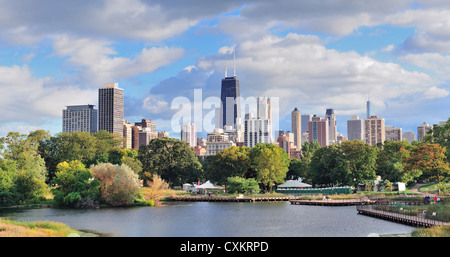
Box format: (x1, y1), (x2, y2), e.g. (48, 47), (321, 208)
(357, 205), (450, 227)
(168, 196), (292, 203)
(290, 199), (378, 206)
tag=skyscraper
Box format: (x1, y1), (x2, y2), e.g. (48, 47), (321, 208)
(364, 116), (385, 146)
(347, 115), (363, 141)
(291, 108), (301, 150)
(98, 82), (124, 135)
(417, 122), (432, 142)
(308, 115), (329, 147)
(385, 126), (402, 142)
(244, 112), (272, 148)
(366, 100), (371, 118)
(181, 122), (197, 148)
(62, 104), (97, 133)
(325, 108), (337, 144)
(220, 52), (241, 129)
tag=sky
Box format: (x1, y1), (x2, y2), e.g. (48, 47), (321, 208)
(1, 0), (450, 140)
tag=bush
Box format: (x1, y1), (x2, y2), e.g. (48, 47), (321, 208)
(51, 160), (101, 208)
(91, 163), (141, 207)
(227, 177), (260, 194)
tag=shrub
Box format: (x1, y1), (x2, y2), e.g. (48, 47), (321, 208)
(51, 160), (101, 208)
(91, 163), (141, 207)
(227, 177), (260, 194)
(142, 174), (170, 204)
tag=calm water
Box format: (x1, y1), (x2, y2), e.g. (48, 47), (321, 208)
(0, 202), (415, 237)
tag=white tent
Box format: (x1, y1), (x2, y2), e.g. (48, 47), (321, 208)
(277, 179), (312, 189)
(196, 180), (223, 194)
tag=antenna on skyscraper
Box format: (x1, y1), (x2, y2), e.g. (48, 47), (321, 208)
(233, 50), (236, 77)
(225, 52), (228, 77)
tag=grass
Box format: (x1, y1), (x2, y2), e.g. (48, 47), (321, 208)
(0, 218), (80, 237)
(412, 225), (450, 237)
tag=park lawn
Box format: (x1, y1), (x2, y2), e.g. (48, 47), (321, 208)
(0, 218), (80, 237)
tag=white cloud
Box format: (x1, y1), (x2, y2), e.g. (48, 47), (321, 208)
(52, 34), (185, 86)
(143, 33), (444, 123)
(386, 8), (450, 52)
(0, 65), (97, 125)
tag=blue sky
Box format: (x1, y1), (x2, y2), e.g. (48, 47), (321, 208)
(1, 0), (450, 140)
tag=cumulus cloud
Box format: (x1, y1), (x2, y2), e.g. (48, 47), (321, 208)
(141, 33), (443, 124)
(0, 65), (97, 125)
(52, 34), (185, 86)
(0, 0), (241, 44)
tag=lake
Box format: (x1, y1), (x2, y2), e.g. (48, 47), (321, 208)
(0, 201), (415, 237)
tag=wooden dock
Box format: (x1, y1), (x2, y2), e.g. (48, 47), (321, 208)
(290, 199), (378, 206)
(357, 205), (450, 227)
(168, 196), (292, 203)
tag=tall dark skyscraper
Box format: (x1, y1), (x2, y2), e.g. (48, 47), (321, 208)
(98, 82), (124, 135)
(220, 52), (241, 128)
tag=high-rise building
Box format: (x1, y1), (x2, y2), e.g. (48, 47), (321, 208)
(206, 128), (235, 156)
(347, 115), (363, 141)
(364, 116), (385, 146)
(257, 97), (271, 120)
(366, 100), (372, 118)
(181, 122), (197, 147)
(98, 82), (124, 135)
(403, 131), (415, 143)
(385, 126), (402, 142)
(417, 122), (432, 142)
(308, 115), (329, 147)
(220, 53), (240, 129)
(123, 120), (133, 149)
(134, 119), (157, 147)
(291, 108), (301, 150)
(301, 114), (312, 134)
(244, 113), (272, 148)
(325, 109), (337, 144)
(62, 104), (97, 133)
(277, 133), (291, 157)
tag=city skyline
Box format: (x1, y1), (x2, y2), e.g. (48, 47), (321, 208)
(0, 1), (450, 139)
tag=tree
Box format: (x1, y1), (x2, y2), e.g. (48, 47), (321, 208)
(0, 132), (48, 203)
(91, 163), (141, 207)
(206, 146), (253, 186)
(249, 143), (290, 192)
(309, 144), (349, 187)
(38, 131), (123, 181)
(424, 118), (450, 160)
(340, 140), (378, 186)
(404, 143), (450, 183)
(376, 140), (419, 184)
(226, 177), (260, 194)
(51, 160), (101, 208)
(0, 159), (17, 206)
(138, 137), (203, 186)
(293, 140), (320, 184)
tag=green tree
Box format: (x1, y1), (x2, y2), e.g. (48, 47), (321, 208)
(0, 159), (17, 206)
(39, 131), (123, 181)
(376, 140), (419, 184)
(249, 143), (290, 192)
(424, 118), (450, 160)
(0, 132), (48, 203)
(206, 146), (253, 185)
(404, 143), (450, 183)
(309, 144), (349, 187)
(138, 137), (203, 186)
(51, 160), (101, 208)
(340, 140), (378, 186)
(226, 177), (260, 194)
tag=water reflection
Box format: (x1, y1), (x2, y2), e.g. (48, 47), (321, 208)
(0, 202), (414, 237)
